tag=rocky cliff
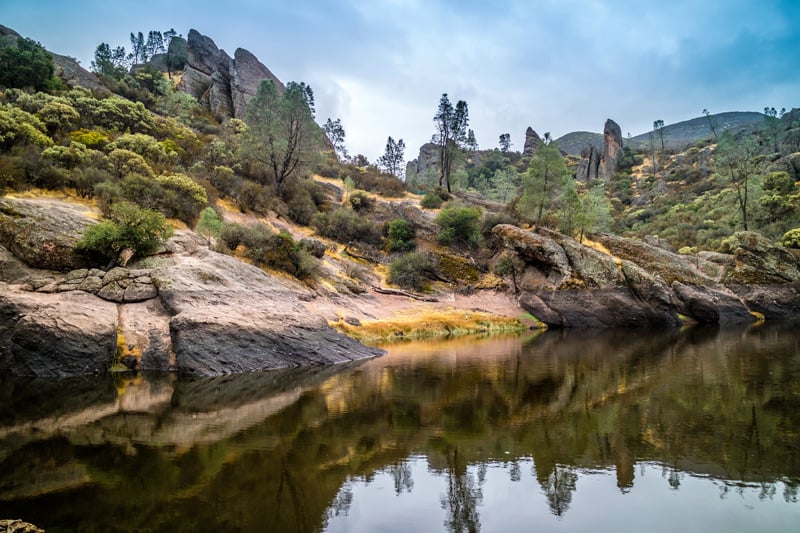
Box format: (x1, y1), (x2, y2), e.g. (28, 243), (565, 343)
(523, 127), (542, 157)
(177, 29), (284, 120)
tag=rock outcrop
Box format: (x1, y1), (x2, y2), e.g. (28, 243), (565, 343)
(0, 198), (382, 378)
(523, 127), (542, 157)
(493, 224), (800, 327)
(600, 119), (623, 181)
(493, 224), (681, 328)
(406, 142), (440, 184)
(178, 29), (284, 121)
(575, 119), (623, 182)
(0, 198), (95, 271)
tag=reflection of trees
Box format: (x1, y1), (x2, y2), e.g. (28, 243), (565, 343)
(542, 464), (578, 517)
(440, 447), (482, 533)
(3, 325), (800, 530)
(388, 460), (414, 495)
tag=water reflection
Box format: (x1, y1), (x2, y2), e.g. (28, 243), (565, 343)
(1, 325), (799, 531)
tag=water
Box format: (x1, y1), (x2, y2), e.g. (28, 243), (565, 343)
(1, 325), (799, 532)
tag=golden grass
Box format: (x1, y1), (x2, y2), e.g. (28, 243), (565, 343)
(330, 308), (525, 344)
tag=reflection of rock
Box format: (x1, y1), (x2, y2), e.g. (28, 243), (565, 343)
(0, 519), (45, 532)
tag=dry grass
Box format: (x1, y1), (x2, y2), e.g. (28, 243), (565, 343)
(330, 307), (524, 344)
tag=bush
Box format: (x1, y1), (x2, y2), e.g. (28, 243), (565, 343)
(349, 190), (373, 212)
(386, 219), (416, 252)
(218, 222), (320, 279)
(420, 190), (444, 209)
(435, 206), (482, 248)
(196, 207), (223, 242)
(388, 252), (435, 291)
(312, 207), (381, 245)
(76, 202), (172, 264)
(481, 211), (516, 238)
(782, 228), (800, 249)
(0, 37), (57, 91)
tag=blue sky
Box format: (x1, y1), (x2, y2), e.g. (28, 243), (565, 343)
(3, 0), (799, 160)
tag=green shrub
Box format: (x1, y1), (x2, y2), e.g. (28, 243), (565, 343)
(218, 222), (320, 279)
(0, 37), (58, 92)
(481, 211), (516, 238)
(76, 202), (172, 263)
(196, 207), (223, 242)
(386, 219), (416, 252)
(312, 207), (381, 245)
(349, 190), (373, 212)
(435, 206), (482, 248)
(218, 222), (250, 250)
(420, 190), (444, 209)
(782, 228), (800, 249)
(388, 252), (435, 291)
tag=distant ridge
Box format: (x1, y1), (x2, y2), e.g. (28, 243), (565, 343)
(555, 111), (765, 155)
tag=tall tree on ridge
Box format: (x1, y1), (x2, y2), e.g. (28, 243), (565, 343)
(433, 93), (469, 192)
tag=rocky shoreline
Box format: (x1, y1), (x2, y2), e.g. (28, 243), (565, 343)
(2, 197), (800, 378)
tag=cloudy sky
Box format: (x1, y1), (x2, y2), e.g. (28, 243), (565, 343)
(4, 0), (799, 160)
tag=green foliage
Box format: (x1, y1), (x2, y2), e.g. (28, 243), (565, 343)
(218, 222), (319, 279)
(481, 211), (517, 239)
(69, 128), (112, 149)
(41, 142), (87, 169)
(494, 254), (526, 293)
(107, 148), (154, 177)
(781, 228), (800, 249)
(420, 190), (444, 209)
(196, 207), (223, 241)
(349, 190), (373, 212)
(386, 219), (416, 252)
(0, 104), (53, 147)
(0, 37), (57, 91)
(388, 252), (435, 291)
(312, 207), (381, 245)
(108, 133), (176, 165)
(435, 206), (482, 248)
(241, 80), (323, 191)
(518, 142), (569, 227)
(76, 202), (172, 263)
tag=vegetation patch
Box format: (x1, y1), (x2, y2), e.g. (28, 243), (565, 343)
(330, 308), (524, 344)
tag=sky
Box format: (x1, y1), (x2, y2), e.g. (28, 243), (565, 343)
(3, 0), (800, 161)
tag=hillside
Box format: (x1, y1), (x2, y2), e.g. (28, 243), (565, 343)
(555, 112), (765, 155)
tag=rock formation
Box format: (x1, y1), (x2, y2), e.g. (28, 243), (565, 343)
(0, 198), (381, 378)
(178, 29), (284, 121)
(406, 142), (440, 184)
(599, 119), (623, 181)
(493, 224), (800, 328)
(523, 127), (542, 157)
(575, 119), (623, 182)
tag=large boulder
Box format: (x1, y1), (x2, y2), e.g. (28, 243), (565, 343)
(0, 198), (95, 271)
(493, 224), (680, 328)
(0, 287), (118, 377)
(723, 231), (800, 284)
(593, 232), (720, 284)
(671, 282), (754, 324)
(151, 249), (382, 376)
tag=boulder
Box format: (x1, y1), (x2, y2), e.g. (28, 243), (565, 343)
(576, 144), (600, 182)
(0, 287), (118, 377)
(151, 249), (382, 376)
(723, 231), (800, 284)
(0, 198), (95, 271)
(671, 282), (755, 324)
(727, 284), (800, 320)
(593, 233), (718, 284)
(492, 224), (680, 328)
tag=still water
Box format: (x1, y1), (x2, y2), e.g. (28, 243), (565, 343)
(1, 325), (799, 532)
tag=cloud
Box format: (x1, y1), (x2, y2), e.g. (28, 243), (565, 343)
(3, 0), (798, 160)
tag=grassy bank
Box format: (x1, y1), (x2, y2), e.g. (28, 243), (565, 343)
(330, 308), (532, 344)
